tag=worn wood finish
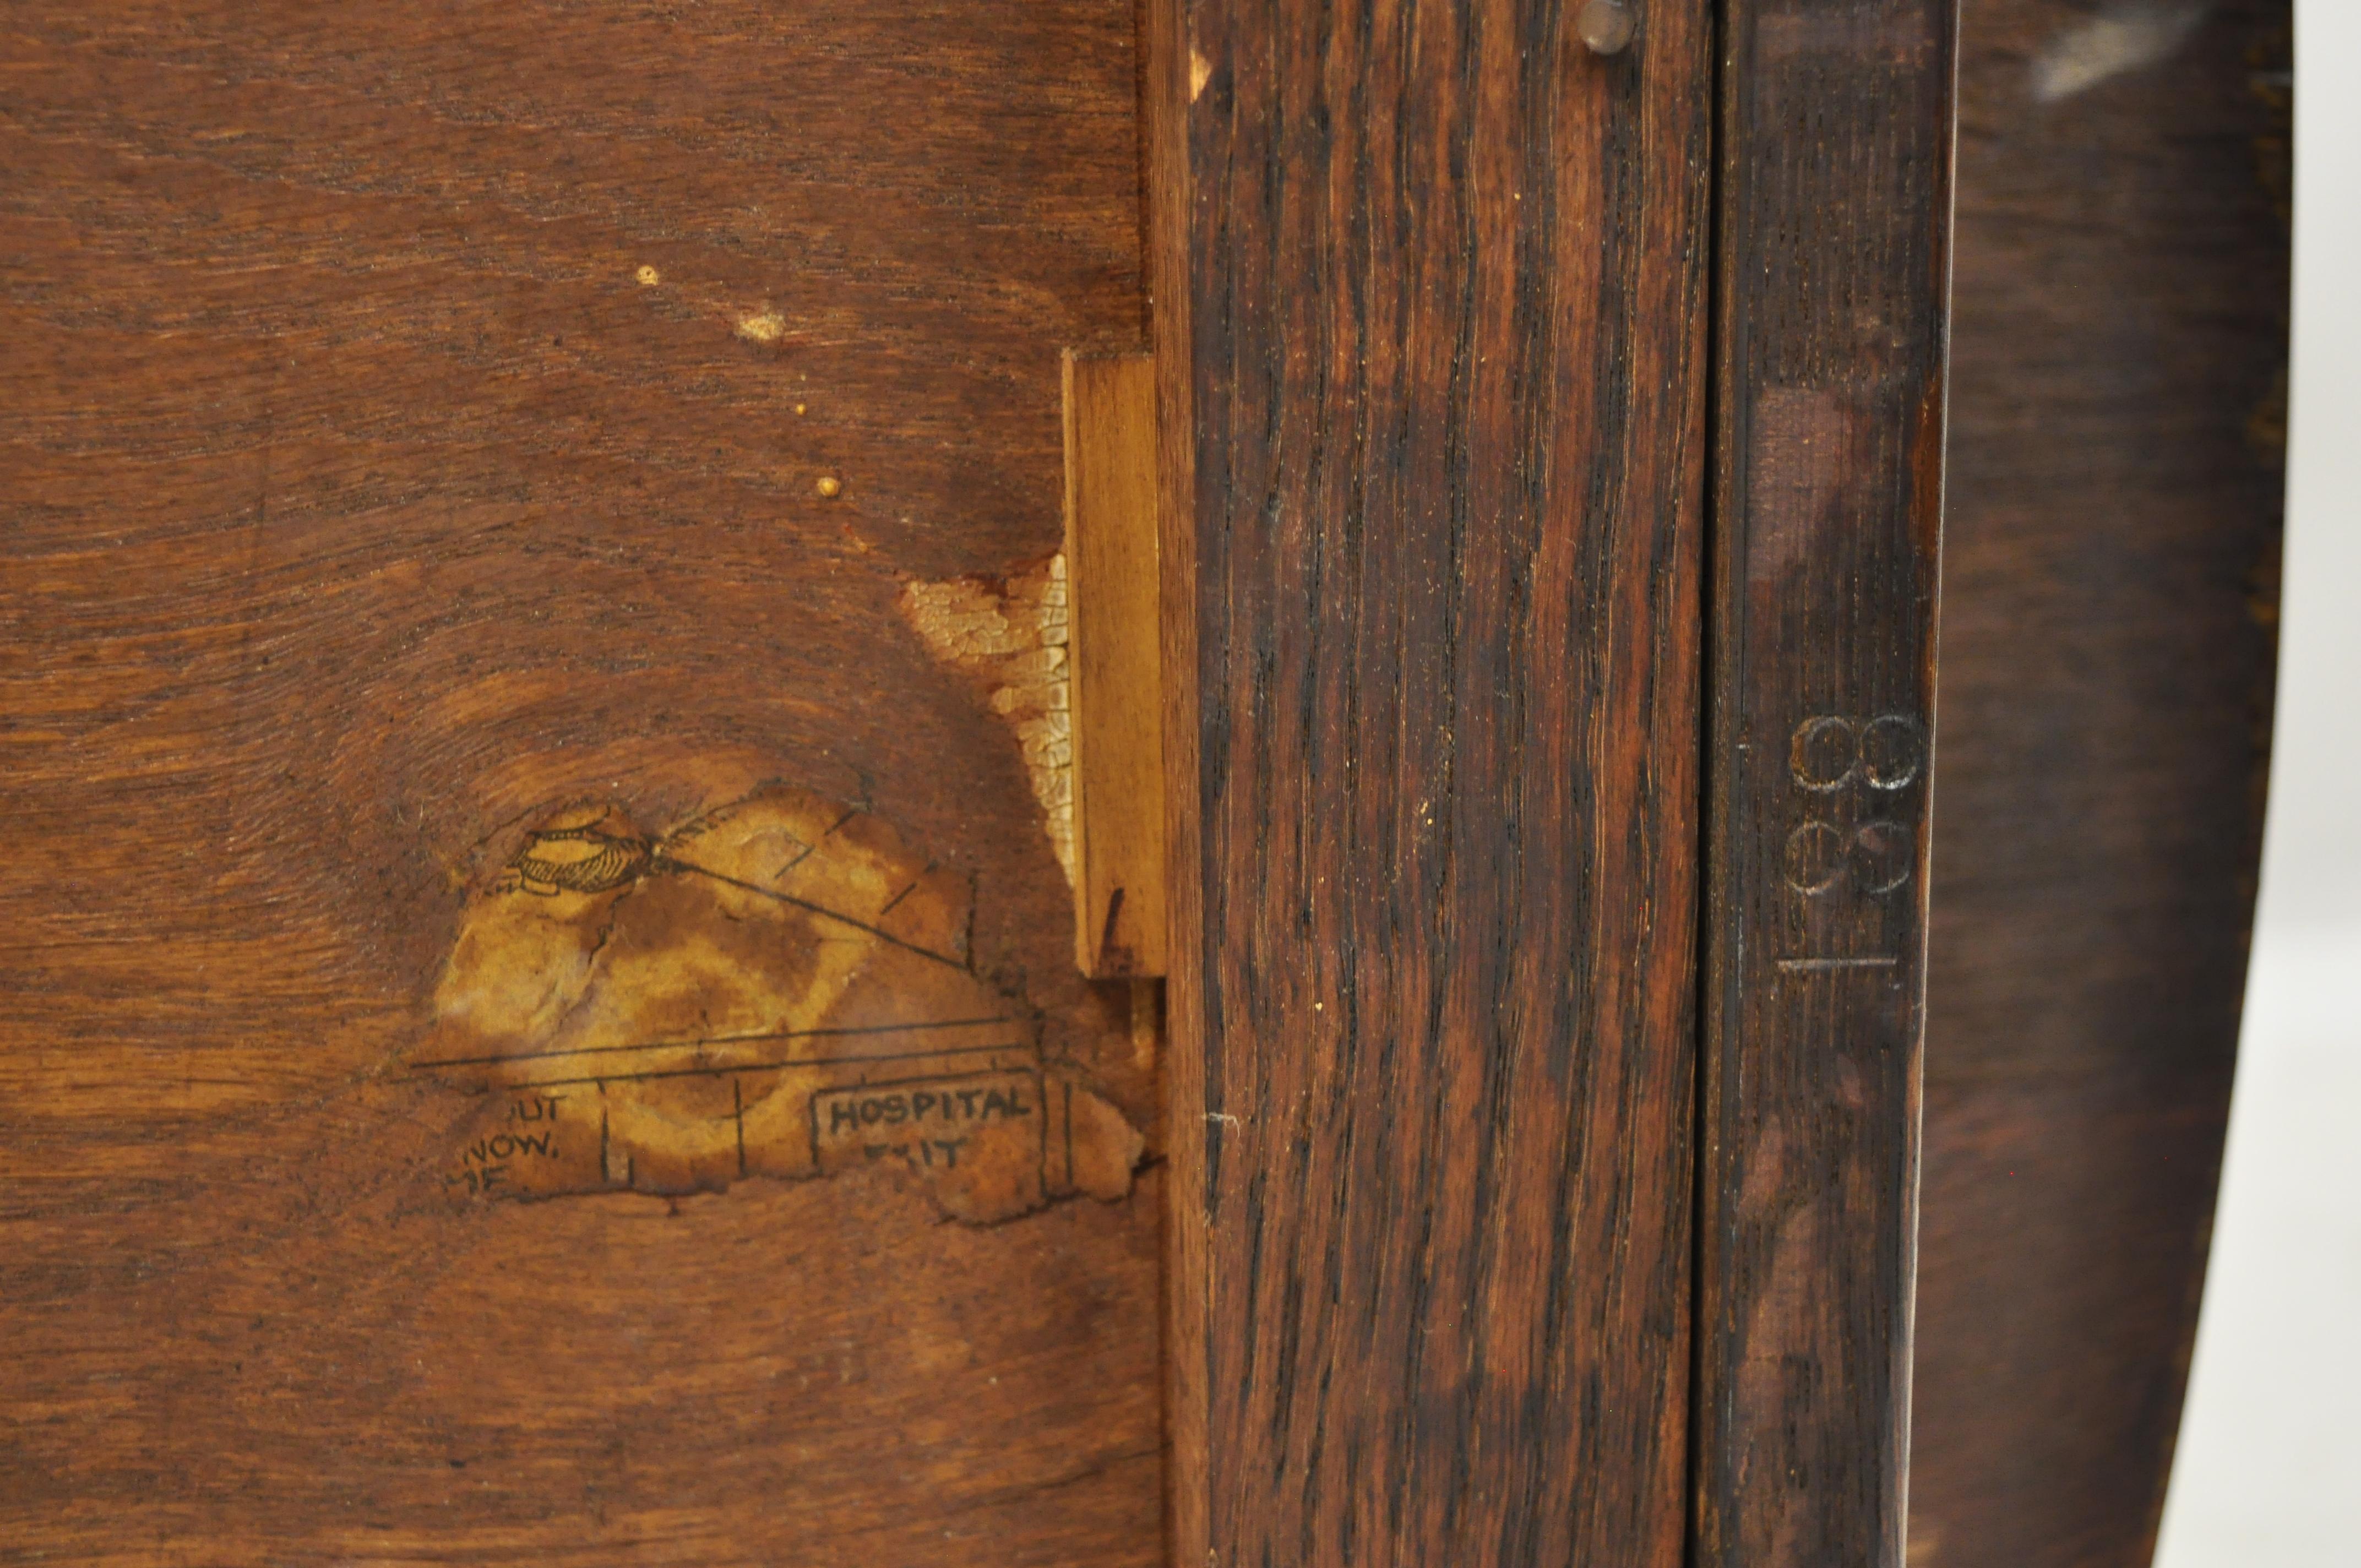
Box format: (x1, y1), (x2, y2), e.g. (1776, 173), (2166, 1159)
(1695, 4), (1956, 1566)
(0, 5), (1167, 1562)
(1156, 3), (1713, 1563)
(1909, 6), (2290, 1565)
(1063, 351), (1167, 979)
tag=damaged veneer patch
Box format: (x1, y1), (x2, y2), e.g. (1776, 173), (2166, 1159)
(409, 785), (1140, 1223)
(897, 556), (1073, 883)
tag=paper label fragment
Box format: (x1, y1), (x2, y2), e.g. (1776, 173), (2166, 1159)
(410, 785), (1141, 1222)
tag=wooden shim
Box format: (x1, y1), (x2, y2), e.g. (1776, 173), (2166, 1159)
(1063, 350), (1168, 979)
(1154, 2), (1713, 1562)
(1694, 4), (1959, 1568)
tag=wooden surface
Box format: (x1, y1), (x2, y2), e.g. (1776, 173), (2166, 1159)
(1695, 4), (1956, 1567)
(1908, 6), (2291, 1566)
(1155, 3), (1713, 1564)
(0, 5), (1167, 1563)
(7, 2), (2259, 1561)
(1063, 351), (1167, 979)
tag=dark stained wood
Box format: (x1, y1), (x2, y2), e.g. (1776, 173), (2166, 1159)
(0, 4), (1167, 1562)
(15, 0), (2252, 1559)
(1909, 6), (2290, 1565)
(1154, 3), (1713, 1563)
(1694, 5), (1957, 1567)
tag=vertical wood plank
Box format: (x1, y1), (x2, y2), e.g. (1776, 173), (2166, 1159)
(1065, 350), (1168, 978)
(1695, 3), (1959, 1566)
(1145, 0), (1208, 1555)
(1154, 2), (1712, 1561)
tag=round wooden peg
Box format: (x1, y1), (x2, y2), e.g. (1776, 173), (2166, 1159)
(1576, 0), (1636, 56)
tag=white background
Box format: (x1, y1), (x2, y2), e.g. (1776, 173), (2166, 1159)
(2152, 2), (2361, 1562)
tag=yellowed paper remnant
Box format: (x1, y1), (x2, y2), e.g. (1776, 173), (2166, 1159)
(897, 556), (1073, 884)
(410, 786), (1139, 1222)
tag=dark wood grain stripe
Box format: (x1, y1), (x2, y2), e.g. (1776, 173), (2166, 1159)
(1157, 2), (1711, 1561)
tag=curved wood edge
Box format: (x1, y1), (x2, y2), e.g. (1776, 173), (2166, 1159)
(1908, 5), (2290, 1566)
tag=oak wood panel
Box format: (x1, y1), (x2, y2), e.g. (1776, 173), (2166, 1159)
(0, 4), (1165, 1563)
(1695, 4), (1957, 1567)
(1908, 6), (2290, 1565)
(1155, 3), (1713, 1563)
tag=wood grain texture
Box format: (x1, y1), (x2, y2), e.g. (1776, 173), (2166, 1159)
(1063, 351), (1167, 979)
(1695, 4), (1957, 1567)
(0, 4), (1166, 1562)
(1155, 3), (1712, 1563)
(1908, 6), (2290, 1566)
